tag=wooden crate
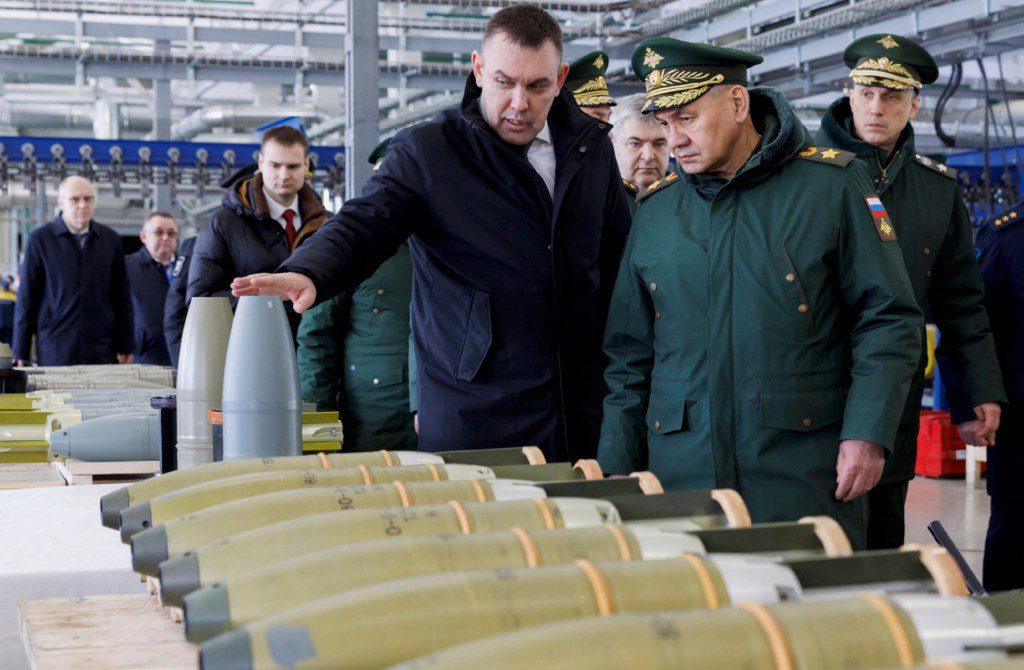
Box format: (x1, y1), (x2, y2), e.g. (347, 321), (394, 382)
(19, 594), (197, 670)
(52, 459), (159, 485)
(0, 463), (65, 489)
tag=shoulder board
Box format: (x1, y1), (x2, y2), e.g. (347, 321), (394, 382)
(622, 178), (640, 194)
(795, 146), (855, 167)
(991, 207), (1022, 231)
(637, 171), (680, 200)
(914, 154), (957, 180)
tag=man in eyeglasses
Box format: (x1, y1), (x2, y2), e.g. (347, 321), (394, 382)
(13, 175), (134, 366)
(126, 211), (179, 365)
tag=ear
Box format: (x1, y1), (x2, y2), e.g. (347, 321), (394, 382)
(908, 93), (921, 120)
(731, 86), (750, 123)
(555, 62), (569, 90)
(139, 230), (147, 243)
(257, 152), (265, 169)
(471, 51), (485, 87)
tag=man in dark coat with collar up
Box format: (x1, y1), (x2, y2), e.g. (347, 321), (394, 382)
(232, 4), (632, 463)
(125, 211), (179, 365)
(14, 176), (134, 366)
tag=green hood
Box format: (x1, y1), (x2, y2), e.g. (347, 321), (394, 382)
(816, 96), (914, 185)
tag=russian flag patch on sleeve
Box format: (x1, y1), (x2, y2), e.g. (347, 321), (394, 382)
(865, 196), (897, 241)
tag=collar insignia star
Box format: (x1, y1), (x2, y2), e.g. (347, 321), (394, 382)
(878, 35), (900, 49)
(643, 47), (664, 69)
(821, 148), (840, 159)
(593, 54), (605, 69)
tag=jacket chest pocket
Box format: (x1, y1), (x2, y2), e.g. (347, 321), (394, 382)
(646, 392), (689, 435)
(777, 247), (815, 335)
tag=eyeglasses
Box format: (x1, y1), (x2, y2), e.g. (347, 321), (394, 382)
(149, 230), (179, 238)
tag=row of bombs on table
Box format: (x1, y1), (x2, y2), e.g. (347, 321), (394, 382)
(100, 446), (1024, 670)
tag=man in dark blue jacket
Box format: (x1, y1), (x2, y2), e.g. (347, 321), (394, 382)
(126, 211), (178, 365)
(943, 201), (1024, 591)
(14, 176), (134, 366)
(232, 5), (632, 463)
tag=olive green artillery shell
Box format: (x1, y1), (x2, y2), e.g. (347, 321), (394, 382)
(489, 462), (590, 482)
(203, 556), (731, 670)
(149, 480), (497, 564)
(389, 596), (925, 670)
(437, 446), (545, 467)
(141, 463), (458, 528)
(102, 450), (398, 527)
(163, 499), (570, 600)
(184, 525), (641, 641)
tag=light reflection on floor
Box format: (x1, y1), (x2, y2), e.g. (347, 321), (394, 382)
(905, 475), (989, 580)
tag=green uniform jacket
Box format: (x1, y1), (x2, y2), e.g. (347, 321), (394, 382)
(297, 246), (417, 452)
(622, 179), (640, 217)
(598, 88), (923, 549)
(816, 98), (1006, 484)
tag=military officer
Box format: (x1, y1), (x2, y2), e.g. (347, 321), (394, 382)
(296, 139), (417, 452)
(597, 38), (923, 549)
(567, 50), (616, 123)
(609, 93), (670, 216)
(815, 34), (1005, 549)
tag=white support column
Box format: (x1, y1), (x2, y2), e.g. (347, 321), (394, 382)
(344, 0), (379, 199)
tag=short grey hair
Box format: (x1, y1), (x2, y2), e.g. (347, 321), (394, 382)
(609, 93), (661, 131)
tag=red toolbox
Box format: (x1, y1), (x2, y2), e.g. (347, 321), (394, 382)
(915, 410), (978, 478)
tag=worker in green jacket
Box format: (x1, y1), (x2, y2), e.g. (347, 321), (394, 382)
(597, 38), (923, 549)
(815, 34), (1005, 549)
(296, 140), (417, 452)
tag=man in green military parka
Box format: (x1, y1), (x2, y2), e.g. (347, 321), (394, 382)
(815, 34), (1005, 549)
(296, 139), (417, 452)
(597, 38), (923, 549)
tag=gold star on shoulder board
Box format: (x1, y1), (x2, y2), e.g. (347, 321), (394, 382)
(878, 35), (900, 49)
(821, 148), (840, 159)
(665, 172), (678, 181)
(1012, 211), (1018, 218)
(594, 54), (605, 69)
(937, 164), (948, 173)
(643, 47), (664, 69)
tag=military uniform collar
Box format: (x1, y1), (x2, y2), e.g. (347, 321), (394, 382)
(820, 97), (914, 186)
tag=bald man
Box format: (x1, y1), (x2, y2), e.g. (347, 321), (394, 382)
(13, 176), (134, 366)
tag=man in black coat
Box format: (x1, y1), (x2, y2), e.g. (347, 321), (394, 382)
(233, 5), (632, 463)
(13, 176), (134, 366)
(187, 128), (329, 338)
(163, 235), (195, 368)
(125, 211), (178, 365)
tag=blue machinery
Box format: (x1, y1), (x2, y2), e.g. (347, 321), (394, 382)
(0, 136), (346, 200)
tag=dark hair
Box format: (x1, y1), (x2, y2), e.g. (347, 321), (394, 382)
(483, 4), (562, 58)
(261, 126), (310, 156)
(146, 210), (176, 223)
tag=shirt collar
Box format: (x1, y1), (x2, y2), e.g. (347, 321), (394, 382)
(262, 188), (298, 221)
(59, 215), (90, 237)
(533, 122), (552, 146)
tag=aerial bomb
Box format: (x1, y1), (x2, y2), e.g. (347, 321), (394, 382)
(49, 411), (161, 462)
(388, 593), (1024, 670)
(176, 297), (233, 469)
(131, 479), (543, 575)
(99, 450), (442, 529)
(221, 296), (301, 460)
(119, 463), (497, 538)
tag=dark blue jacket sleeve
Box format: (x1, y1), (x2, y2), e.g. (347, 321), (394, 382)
(12, 235), (43, 361)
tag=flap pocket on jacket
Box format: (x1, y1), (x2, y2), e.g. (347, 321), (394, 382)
(367, 366), (406, 389)
(456, 290), (492, 382)
(760, 388), (845, 432)
(646, 393), (688, 435)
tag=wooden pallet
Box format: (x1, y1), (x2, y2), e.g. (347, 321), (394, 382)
(51, 458), (159, 485)
(0, 463), (66, 489)
(19, 594), (197, 670)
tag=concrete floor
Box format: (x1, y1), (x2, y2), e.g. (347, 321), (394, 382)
(905, 475), (989, 581)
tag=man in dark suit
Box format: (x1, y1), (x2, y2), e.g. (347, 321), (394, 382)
(125, 211), (178, 365)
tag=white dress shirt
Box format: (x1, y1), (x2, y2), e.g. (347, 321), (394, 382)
(263, 188), (302, 230)
(527, 122), (556, 199)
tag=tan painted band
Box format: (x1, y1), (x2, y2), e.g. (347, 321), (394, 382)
(317, 452), (331, 469)
(681, 553), (721, 609)
(798, 516), (853, 556)
(357, 464), (373, 486)
(574, 559), (614, 616)
(448, 500), (473, 534)
(711, 489), (752, 527)
(532, 499), (556, 529)
(603, 523), (633, 561)
(468, 478), (488, 503)
(738, 603), (794, 670)
(573, 459), (604, 480)
(900, 546), (968, 597)
(427, 463), (441, 482)
(391, 480), (412, 507)
(521, 446), (545, 465)
(509, 527), (541, 568)
(381, 450), (394, 467)
(629, 471), (663, 495)
(857, 593), (917, 668)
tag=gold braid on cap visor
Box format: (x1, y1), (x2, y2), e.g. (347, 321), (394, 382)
(644, 69), (726, 110)
(573, 76), (614, 106)
(849, 58), (921, 90)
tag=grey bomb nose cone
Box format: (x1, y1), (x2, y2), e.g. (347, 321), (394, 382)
(119, 501), (153, 543)
(201, 629), (253, 670)
(131, 524), (169, 576)
(159, 552), (202, 607)
(49, 411), (161, 461)
(221, 295), (301, 460)
(100, 488), (129, 529)
(184, 583), (231, 643)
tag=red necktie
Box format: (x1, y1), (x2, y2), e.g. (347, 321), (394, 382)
(283, 209), (297, 249)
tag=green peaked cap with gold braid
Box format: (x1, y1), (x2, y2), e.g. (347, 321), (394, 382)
(631, 37), (763, 113)
(567, 50), (616, 107)
(844, 34), (938, 91)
